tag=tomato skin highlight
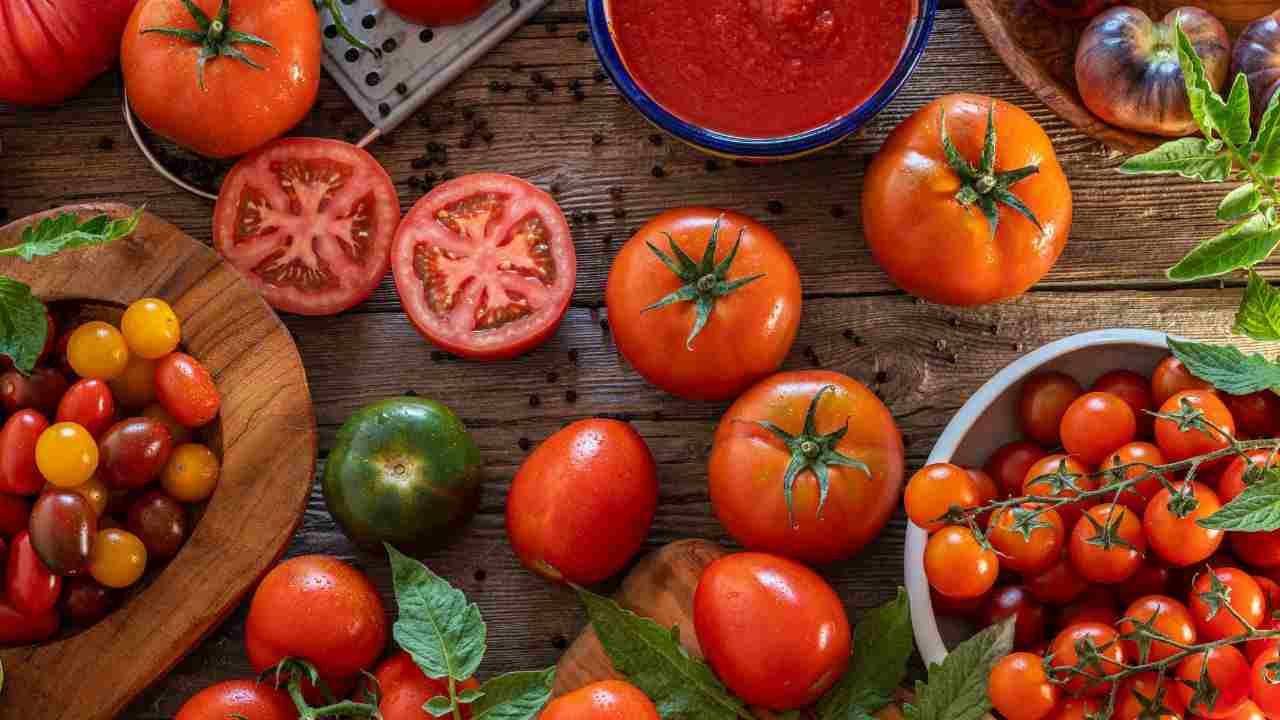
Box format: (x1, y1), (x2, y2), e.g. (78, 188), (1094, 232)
(1105, 441), (1169, 515)
(0, 410), (49, 496)
(56, 379), (116, 439)
(155, 353), (220, 428)
(175, 679), (298, 720)
(375, 651), (478, 720)
(540, 680), (660, 720)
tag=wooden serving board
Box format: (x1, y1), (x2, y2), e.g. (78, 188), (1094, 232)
(0, 205), (317, 720)
(966, 0), (1280, 153)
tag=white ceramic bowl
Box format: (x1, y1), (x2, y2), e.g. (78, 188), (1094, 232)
(904, 328), (1171, 665)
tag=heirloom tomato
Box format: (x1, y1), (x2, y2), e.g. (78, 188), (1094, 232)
(385, 0), (495, 26)
(88, 528), (147, 588)
(127, 491), (189, 559)
(175, 679), (297, 720)
(1, 367), (68, 416)
(1237, 13), (1280, 125)
(541, 680), (658, 720)
(99, 418), (173, 489)
(1105, 441), (1168, 514)
(0, 0), (137, 106)
(375, 651), (478, 720)
(29, 490), (97, 576)
(606, 209), (801, 401)
(708, 370), (904, 565)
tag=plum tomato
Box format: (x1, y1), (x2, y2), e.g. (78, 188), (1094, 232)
(1019, 371), (1083, 447)
(694, 552), (850, 711)
(1191, 567), (1267, 642)
(0, 494), (30, 537)
(987, 504), (1064, 574)
(1025, 557), (1090, 605)
(507, 418), (656, 584)
(174, 679), (298, 720)
(7, 531), (61, 616)
(1143, 481), (1223, 567)
(988, 652), (1058, 720)
(982, 585), (1047, 649)
(1048, 622), (1126, 696)
(985, 441), (1049, 497)
(391, 173), (576, 360)
(1092, 369), (1155, 437)
(109, 355), (158, 410)
(1115, 672), (1185, 720)
(384, 0), (495, 26)
(1155, 389), (1236, 463)
(36, 422), (99, 489)
(904, 463), (980, 533)
(1253, 647), (1280, 718)
(606, 209), (801, 401)
(60, 576), (118, 626)
(245, 555), (387, 686)
(162, 444), (221, 503)
(29, 490), (97, 576)
(925, 526), (998, 599)
(375, 651), (479, 720)
(1177, 645), (1251, 719)
(88, 528), (147, 589)
(1022, 454), (1097, 530)
(213, 138), (398, 314)
(541, 680), (659, 720)
(155, 353), (220, 428)
(1068, 503), (1145, 584)
(1152, 355), (1214, 406)
(127, 491), (189, 560)
(1219, 450), (1277, 504)
(0, 410), (50, 495)
(67, 321), (130, 380)
(56, 379), (115, 438)
(1104, 441), (1169, 515)
(1118, 595), (1197, 662)
(0, 599), (59, 645)
(99, 418), (173, 490)
(120, 298), (181, 359)
(709, 371), (904, 565)
(1, 367), (68, 416)
(1225, 390), (1280, 439)
(324, 398), (483, 552)
(1060, 391), (1136, 466)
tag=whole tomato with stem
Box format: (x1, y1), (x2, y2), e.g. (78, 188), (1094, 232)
(1020, 371), (1083, 447)
(1155, 389), (1236, 464)
(925, 526), (999, 599)
(1190, 567), (1266, 641)
(904, 463), (980, 533)
(863, 94), (1072, 307)
(1117, 594), (1197, 662)
(1060, 391), (1136, 466)
(0, 0), (138, 106)
(541, 680), (659, 720)
(988, 652), (1058, 720)
(121, 0), (321, 158)
(1115, 672), (1185, 720)
(1048, 622), (1126, 696)
(175, 679), (298, 720)
(1219, 450), (1277, 504)
(1143, 481), (1223, 567)
(1068, 503), (1145, 584)
(1177, 645), (1251, 719)
(1251, 647), (1280, 719)
(606, 209), (801, 401)
(1022, 454), (1097, 530)
(1104, 441), (1169, 515)
(694, 553), (850, 711)
(985, 441), (1048, 497)
(708, 371), (904, 565)
(374, 651), (478, 720)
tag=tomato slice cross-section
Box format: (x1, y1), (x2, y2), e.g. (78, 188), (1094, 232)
(392, 173), (576, 360)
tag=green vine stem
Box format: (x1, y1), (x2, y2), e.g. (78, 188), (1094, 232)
(269, 658), (382, 720)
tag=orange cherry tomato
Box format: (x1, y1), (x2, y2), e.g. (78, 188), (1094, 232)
(925, 526), (998, 599)
(1143, 481), (1223, 568)
(904, 463), (980, 533)
(1068, 503), (1145, 585)
(1154, 390), (1236, 464)
(988, 652), (1058, 720)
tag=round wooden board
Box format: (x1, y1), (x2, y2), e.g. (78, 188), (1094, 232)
(0, 204), (316, 720)
(966, 0), (1280, 153)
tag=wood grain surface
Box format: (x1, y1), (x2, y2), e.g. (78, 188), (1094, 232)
(0, 2), (1275, 717)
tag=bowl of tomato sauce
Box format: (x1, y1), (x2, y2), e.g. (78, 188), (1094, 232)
(587, 0), (938, 160)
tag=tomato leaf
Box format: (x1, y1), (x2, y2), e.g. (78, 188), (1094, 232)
(0, 278), (48, 375)
(1219, 183), (1262, 221)
(1200, 470), (1280, 531)
(469, 669), (555, 720)
(1167, 214), (1280, 280)
(1119, 138), (1231, 182)
(902, 617), (1014, 720)
(1210, 73), (1252, 146)
(0, 207), (142, 262)
(816, 588), (913, 720)
(1258, 91), (1280, 175)
(1234, 271), (1280, 341)
(577, 587), (750, 720)
(387, 544), (487, 689)
(1176, 21), (1220, 140)
(1168, 338), (1280, 395)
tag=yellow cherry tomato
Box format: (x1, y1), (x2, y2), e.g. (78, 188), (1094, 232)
(121, 298), (181, 359)
(36, 422), (99, 488)
(109, 355), (157, 409)
(89, 528), (147, 588)
(142, 403), (193, 445)
(67, 321), (130, 380)
(161, 444), (220, 502)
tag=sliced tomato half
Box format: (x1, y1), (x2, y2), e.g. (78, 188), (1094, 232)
(392, 173), (576, 360)
(213, 138), (400, 316)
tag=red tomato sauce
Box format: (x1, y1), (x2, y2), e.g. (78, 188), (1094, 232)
(608, 0), (917, 138)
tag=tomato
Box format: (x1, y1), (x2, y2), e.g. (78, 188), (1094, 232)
(1252, 616), (1280, 664)
(161, 444), (221, 503)
(1068, 503), (1145, 584)
(1105, 442), (1169, 514)
(0, 494), (31, 537)
(7, 531), (60, 616)
(967, 468), (1000, 505)
(61, 576), (117, 626)
(925, 526), (998, 599)
(931, 587), (988, 617)
(245, 555), (388, 686)
(709, 371), (904, 564)
(1024, 557), (1089, 605)
(155, 353), (220, 428)
(1152, 355), (1214, 407)
(982, 585), (1047, 649)
(28, 490), (97, 576)
(1176, 645), (1251, 719)
(1060, 391), (1136, 465)
(375, 651), (478, 720)
(1022, 454), (1097, 530)
(122, 0), (320, 158)
(1156, 390), (1236, 465)
(175, 679), (298, 720)
(988, 652), (1057, 720)
(1019, 372), (1084, 447)
(904, 463), (980, 533)
(985, 441), (1049, 497)
(384, 0), (494, 26)
(1048, 623), (1126, 696)
(56, 379), (115, 439)
(1143, 481), (1223, 567)
(606, 209), (801, 401)
(987, 504), (1064, 574)
(1252, 647), (1280, 718)
(0, 367), (69, 416)
(142, 403), (193, 445)
(0, 410), (49, 495)
(0, 599), (59, 645)
(693, 553), (850, 711)
(127, 491), (188, 560)
(325, 398), (483, 552)
(213, 138), (399, 315)
(391, 173), (576, 360)
(1221, 700), (1267, 720)
(1258, 574), (1280, 611)
(1093, 369), (1156, 437)
(0, 0), (137, 105)
(1235, 529), (1280, 571)
(66, 321), (130, 380)
(507, 419), (656, 584)
(1118, 595), (1197, 662)
(36, 422), (99, 489)
(1190, 567), (1266, 642)
(1059, 593), (1119, 628)
(1226, 391), (1280, 439)
(541, 680), (659, 720)
(1116, 563), (1172, 607)
(1046, 699), (1102, 720)
(99, 418), (173, 490)
(121, 298), (180, 359)
(88, 528), (147, 588)
(109, 355), (157, 410)
(1219, 450), (1277, 504)
(1115, 672), (1185, 720)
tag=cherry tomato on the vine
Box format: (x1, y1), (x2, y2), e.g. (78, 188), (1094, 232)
(987, 504), (1064, 574)
(1115, 672), (1185, 720)
(1060, 391), (1137, 466)
(1219, 450), (1277, 505)
(1023, 454), (1097, 530)
(1117, 594), (1197, 662)
(1104, 441), (1169, 515)
(1068, 503), (1145, 584)
(374, 651), (479, 720)
(1154, 389), (1236, 464)
(1176, 645), (1251, 719)
(1251, 647), (1280, 718)
(988, 652), (1058, 720)
(1143, 481), (1224, 567)
(1048, 622), (1126, 696)
(905, 463), (979, 533)
(1190, 567), (1266, 642)
(1226, 390), (1280, 439)
(924, 525), (998, 599)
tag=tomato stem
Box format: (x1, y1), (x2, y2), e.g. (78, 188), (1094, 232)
(141, 0), (276, 92)
(939, 102), (1043, 240)
(270, 658), (381, 720)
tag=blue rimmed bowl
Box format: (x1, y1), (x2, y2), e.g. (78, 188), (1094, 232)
(586, 0), (938, 161)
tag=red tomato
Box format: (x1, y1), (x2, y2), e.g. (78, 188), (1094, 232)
(985, 440), (1048, 497)
(540, 680), (660, 720)
(1190, 567), (1266, 642)
(1176, 645), (1251, 719)
(213, 138), (400, 315)
(384, 0), (495, 26)
(155, 353), (220, 428)
(1092, 369), (1155, 437)
(1219, 450), (1276, 504)
(986, 504), (1064, 574)
(904, 463), (980, 533)
(1225, 391), (1280, 439)
(605, 209), (801, 401)
(1059, 594), (1119, 628)
(1155, 389), (1236, 464)
(694, 553), (850, 711)
(0, 367), (67, 417)
(1115, 563), (1171, 607)
(0, 598), (59, 645)
(1046, 699), (1102, 720)
(7, 531), (60, 617)
(925, 526), (999, 599)
(1253, 648), (1280, 718)
(1118, 595), (1197, 662)
(0, 0), (137, 105)
(988, 652), (1058, 720)
(1048, 622), (1126, 696)
(98, 418), (174, 490)
(175, 680), (297, 720)
(982, 585), (1047, 649)
(709, 371), (904, 565)
(1022, 454), (1097, 530)
(1019, 372), (1083, 446)
(506, 419), (657, 584)
(1060, 391), (1136, 466)
(0, 410), (49, 496)
(245, 556), (387, 686)
(1068, 503), (1145, 584)
(0, 494), (30, 537)
(375, 651), (478, 720)
(1114, 672), (1184, 720)
(391, 173), (576, 360)
(1104, 441), (1169, 514)
(1258, 574), (1280, 611)
(1024, 558), (1089, 605)
(1236, 529), (1280, 570)
(1152, 355), (1214, 406)
(56, 379), (115, 438)
(1248, 616), (1280, 663)
(1143, 481), (1224, 567)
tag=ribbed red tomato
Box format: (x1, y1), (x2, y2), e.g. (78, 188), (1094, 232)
(0, 0), (137, 105)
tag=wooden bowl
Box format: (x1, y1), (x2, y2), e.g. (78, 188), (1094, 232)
(0, 204), (316, 720)
(967, 0), (1280, 152)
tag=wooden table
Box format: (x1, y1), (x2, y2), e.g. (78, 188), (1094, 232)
(0, 2), (1269, 716)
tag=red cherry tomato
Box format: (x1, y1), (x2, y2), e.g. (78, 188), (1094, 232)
(384, 0), (495, 26)
(1176, 645), (1251, 719)
(1104, 442), (1169, 515)
(1154, 389), (1236, 463)
(1114, 672), (1185, 720)
(0, 598), (59, 645)
(1023, 454), (1097, 530)
(1048, 622), (1126, 696)
(0, 494), (30, 537)
(1190, 567), (1266, 642)
(1059, 591), (1119, 628)
(375, 651), (479, 720)
(987, 504), (1064, 574)
(1219, 450), (1277, 504)
(56, 379), (115, 439)
(1024, 558), (1089, 605)
(1248, 616), (1280, 663)
(155, 353), (220, 428)
(1060, 391), (1137, 466)
(174, 679), (298, 720)
(985, 441), (1048, 497)
(931, 586), (988, 616)
(1092, 369), (1155, 437)
(1019, 371), (1083, 446)
(988, 652), (1058, 720)
(6, 530), (60, 617)
(1143, 481), (1224, 568)
(905, 463), (980, 533)
(1225, 391), (1280, 439)
(1115, 563), (1171, 607)
(925, 526), (999, 599)
(0, 410), (49, 496)
(1118, 595), (1197, 662)
(982, 585), (1047, 649)
(1152, 355), (1214, 406)
(98, 418), (174, 490)
(0, 367), (68, 416)
(1068, 503), (1145, 584)
(1252, 647), (1280, 719)
(1241, 530), (1280, 572)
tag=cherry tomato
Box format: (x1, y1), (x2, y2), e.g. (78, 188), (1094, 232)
(61, 576), (117, 627)
(1023, 454), (1097, 530)
(1046, 699), (1101, 720)
(1155, 390), (1236, 463)
(905, 463), (980, 533)
(174, 679), (298, 720)
(127, 491), (189, 560)
(1248, 616), (1280, 663)
(1118, 595), (1197, 662)
(109, 355), (157, 410)
(925, 526), (998, 599)
(1105, 441), (1169, 514)
(56, 379), (115, 439)
(1048, 622), (1126, 696)
(98, 418), (173, 490)
(988, 652), (1057, 720)
(967, 468), (1000, 505)
(1176, 645), (1251, 719)
(1239, 529), (1280, 572)
(1152, 355), (1214, 406)
(1068, 503), (1145, 584)
(384, 0), (494, 25)
(1190, 567), (1266, 642)
(1059, 590), (1119, 628)
(1024, 558), (1089, 605)
(1115, 671), (1185, 720)
(1219, 450), (1276, 504)
(67, 321), (130, 380)
(66, 474), (110, 517)
(985, 441), (1048, 497)
(982, 585), (1047, 649)
(0, 410), (49, 495)
(88, 528), (147, 588)
(161, 444), (220, 503)
(0, 367), (69, 416)
(1226, 391), (1280, 439)
(931, 586), (988, 616)
(1060, 391), (1137, 466)
(0, 599), (59, 645)
(1020, 372), (1083, 446)
(121, 298), (181, 359)
(694, 552), (850, 711)
(1143, 481), (1223, 567)
(36, 422), (99, 489)
(375, 651), (479, 720)
(142, 403), (193, 445)
(1254, 646), (1280, 719)
(0, 494), (30, 537)
(28, 490), (97, 576)
(1092, 369), (1155, 437)
(7, 530), (60, 616)
(987, 504), (1064, 574)
(155, 353), (220, 428)
(1221, 700), (1267, 720)
(541, 680), (660, 720)
(1258, 574), (1280, 611)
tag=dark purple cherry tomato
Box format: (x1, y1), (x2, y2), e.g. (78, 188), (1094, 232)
(127, 491), (188, 560)
(0, 494), (30, 537)
(0, 410), (49, 496)
(61, 576), (117, 626)
(7, 530), (61, 616)
(99, 418), (173, 490)
(56, 379), (115, 439)
(0, 367), (68, 416)
(1235, 12), (1280, 125)
(0, 599), (59, 645)
(29, 490), (97, 576)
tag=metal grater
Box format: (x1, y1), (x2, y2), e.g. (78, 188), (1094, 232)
(322, 0), (551, 146)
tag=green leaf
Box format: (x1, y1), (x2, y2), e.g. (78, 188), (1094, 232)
(1200, 476), (1280, 531)
(1168, 338), (1280, 395)
(1219, 184), (1262, 221)
(1258, 91), (1280, 175)
(1118, 138), (1231, 182)
(903, 618), (1015, 720)
(1, 208), (142, 262)
(387, 544), (487, 684)
(1210, 73), (1252, 146)
(1235, 271), (1280, 341)
(0, 278), (48, 375)
(577, 587), (749, 720)
(1175, 20), (1219, 139)
(469, 669), (556, 720)
(1167, 214), (1280, 280)
(816, 589), (913, 720)
(424, 695), (455, 717)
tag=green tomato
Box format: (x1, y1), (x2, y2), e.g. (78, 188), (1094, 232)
(323, 397), (483, 550)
